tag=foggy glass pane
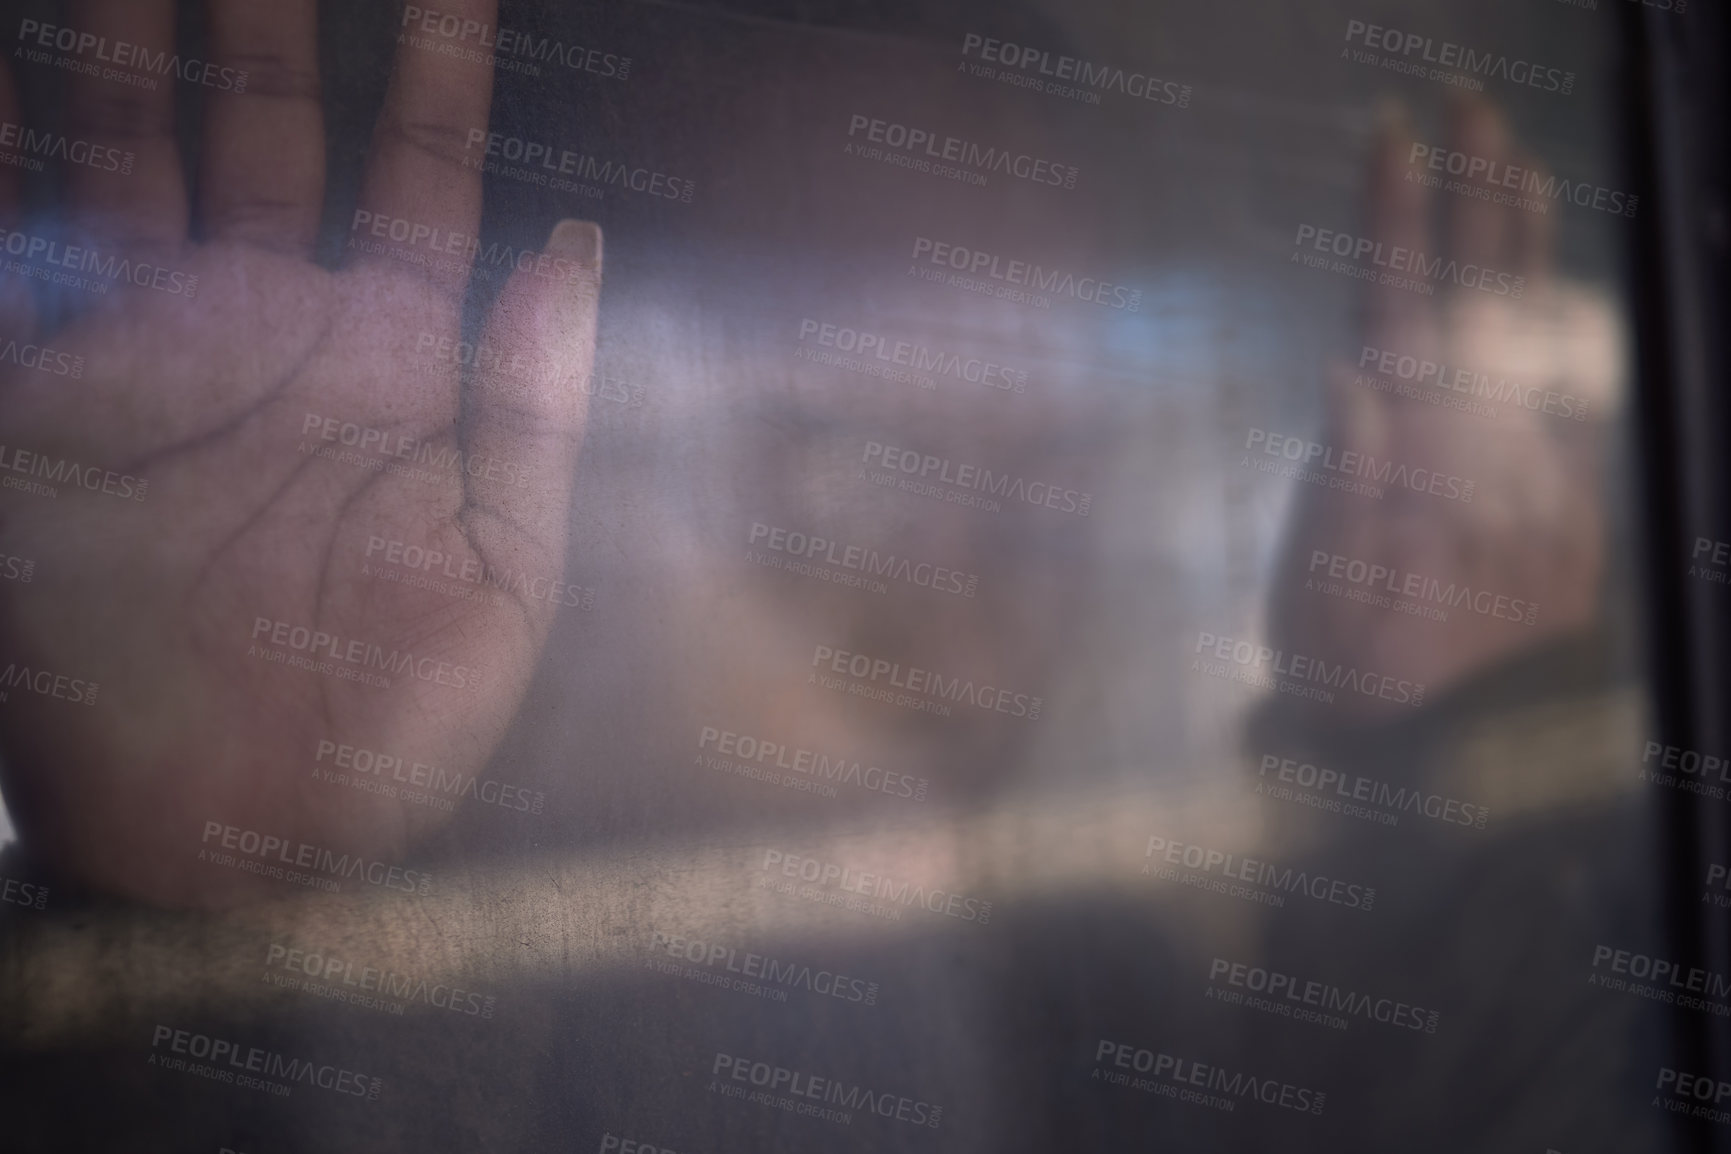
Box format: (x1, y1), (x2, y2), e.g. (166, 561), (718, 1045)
(0, 1), (1716, 1152)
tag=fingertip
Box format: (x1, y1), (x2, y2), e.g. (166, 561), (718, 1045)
(1372, 95), (1409, 142)
(546, 219), (602, 277)
(1447, 89), (1508, 162)
(1368, 96), (1414, 177)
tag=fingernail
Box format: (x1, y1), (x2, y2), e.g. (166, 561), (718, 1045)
(547, 219), (602, 273)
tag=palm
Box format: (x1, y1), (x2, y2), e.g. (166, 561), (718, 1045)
(0, 0), (599, 905)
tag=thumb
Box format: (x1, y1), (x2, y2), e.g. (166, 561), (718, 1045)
(458, 218), (603, 604)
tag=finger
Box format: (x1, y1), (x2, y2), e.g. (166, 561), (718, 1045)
(62, 0), (186, 249)
(0, 57), (37, 336)
(458, 219), (601, 611)
(354, 0), (498, 296)
(1362, 99), (1431, 351)
(200, 0), (323, 253)
(1447, 148), (1554, 401)
(1443, 93), (1514, 277)
(1324, 357), (1391, 457)
(1514, 153), (1556, 292)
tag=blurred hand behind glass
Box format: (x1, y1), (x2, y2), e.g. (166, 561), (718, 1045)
(1270, 94), (1621, 723)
